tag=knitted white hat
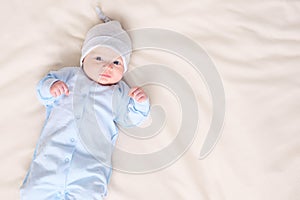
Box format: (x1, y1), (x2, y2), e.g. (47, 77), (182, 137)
(80, 7), (132, 73)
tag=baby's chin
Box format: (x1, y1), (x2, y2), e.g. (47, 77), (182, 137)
(96, 78), (120, 86)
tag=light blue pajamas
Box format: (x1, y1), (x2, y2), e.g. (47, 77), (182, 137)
(21, 67), (150, 200)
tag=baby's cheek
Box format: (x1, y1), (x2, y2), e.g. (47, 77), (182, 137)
(113, 72), (123, 82)
(84, 66), (99, 81)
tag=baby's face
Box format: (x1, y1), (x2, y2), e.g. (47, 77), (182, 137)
(82, 46), (124, 85)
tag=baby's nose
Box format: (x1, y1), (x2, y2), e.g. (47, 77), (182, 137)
(104, 62), (114, 69)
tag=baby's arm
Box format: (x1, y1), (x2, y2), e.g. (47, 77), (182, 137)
(37, 67), (77, 106)
(113, 81), (150, 127)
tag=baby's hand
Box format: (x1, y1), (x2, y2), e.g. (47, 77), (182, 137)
(50, 81), (70, 97)
(128, 87), (148, 103)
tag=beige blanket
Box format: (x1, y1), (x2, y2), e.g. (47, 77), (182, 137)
(1, 0), (299, 199)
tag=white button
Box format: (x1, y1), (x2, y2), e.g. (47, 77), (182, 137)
(70, 138), (75, 142)
(65, 158), (70, 162)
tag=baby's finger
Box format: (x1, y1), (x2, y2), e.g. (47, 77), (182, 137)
(132, 89), (147, 102)
(50, 89), (56, 97)
(53, 89), (59, 97)
(128, 87), (139, 98)
(61, 83), (70, 96)
(135, 95), (146, 103)
(135, 93), (144, 101)
(136, 92), (148, 102)
(55, 85), (64, 96)
(133, 90), (142, 98)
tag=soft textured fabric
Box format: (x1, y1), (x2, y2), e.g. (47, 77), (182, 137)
(20, 67), (149, 200)
(1, 0), (300, 200)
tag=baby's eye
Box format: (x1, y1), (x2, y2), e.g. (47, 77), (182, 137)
(96, 57), (102, 61)
(113, 60), (121, 65)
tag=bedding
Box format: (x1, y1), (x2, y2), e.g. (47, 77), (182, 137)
(1, 0), (299, 199)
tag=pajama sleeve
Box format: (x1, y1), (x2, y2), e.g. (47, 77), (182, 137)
(36, 67), (77, 106)
(113, 81), (150, 127)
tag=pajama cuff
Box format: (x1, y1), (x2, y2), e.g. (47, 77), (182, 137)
(132, 98), (150, 114)
(40, 78), (59, 98)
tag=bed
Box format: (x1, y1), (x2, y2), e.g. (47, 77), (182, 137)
(1, 0), (300, 199)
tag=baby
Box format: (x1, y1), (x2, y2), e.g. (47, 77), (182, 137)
(20, 8), (150, 200)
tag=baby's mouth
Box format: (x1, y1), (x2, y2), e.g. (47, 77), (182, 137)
(100, 74), (111, 78)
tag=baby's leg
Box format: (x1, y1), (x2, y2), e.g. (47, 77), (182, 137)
(65, 189), (104, 200)
(64, 166), (107, 200)
(20, 184), (65, 200)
